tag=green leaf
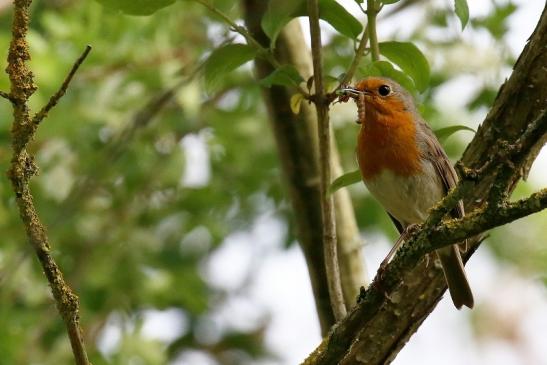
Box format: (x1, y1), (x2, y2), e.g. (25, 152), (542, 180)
(306, 76), (314, 91)
(316, 0), (363, 39)
(434, 125), (475, 143)
(262, 0), (362, 47)
(290, 93), (304, 114)
(328, 170), (362, 195)
(261, 0), (304, 46)
(380, 0), (401, 4)
(454, 0), (469, 30)
(203, 44), (257, 92)
(259, 65), (304, 88)
(359, 60), (417, 96)
(378, 41), (430, 92)
(94, 0), (175, 15)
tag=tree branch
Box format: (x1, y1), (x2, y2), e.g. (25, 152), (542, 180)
(307, 0), (346, 321)
(429, 188), (547, 249)
(331, 137), (369, 307)
(338, 30), (369, 88)
(194, 0), (257, 46)
(243, 2), (335, 331)
(243, 0), (368, 332)
(0, 89), (13, 101)
(5, 1), (90, 364)
(337, 1), (420, 90)
(424, 106), (546, 236)
(32, 45), (91, 125)
(366, 0), (380, 62)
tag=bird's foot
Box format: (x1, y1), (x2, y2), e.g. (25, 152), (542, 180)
(380, 224), (419, 268)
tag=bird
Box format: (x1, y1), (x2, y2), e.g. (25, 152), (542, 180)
(339, 76), (474, 309)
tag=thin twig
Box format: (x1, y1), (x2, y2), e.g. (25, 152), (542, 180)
(356, 1), (366, 14)
(307, 0), (347, 321)
(0, 89), (13, 101)
(367, 0), (380, 62)
(336, 0), (420, 92)
(330, 0), (377, 98)
(33, 45), (92, 125)
(337, 30), (369, 91)
(194, 0), (258, 48)
(5, 1), (90, 364)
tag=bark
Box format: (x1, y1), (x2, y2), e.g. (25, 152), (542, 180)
(242, 1), (367, 334)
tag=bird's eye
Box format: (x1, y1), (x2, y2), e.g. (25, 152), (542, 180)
(378, 85), (391, 96)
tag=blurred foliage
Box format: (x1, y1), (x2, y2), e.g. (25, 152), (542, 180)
(0, 0), (545, 364)
(472, 2), (517, 39)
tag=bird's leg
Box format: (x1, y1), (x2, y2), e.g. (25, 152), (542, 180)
(379, 224), (419, 272)
(378, 233), (407, 272)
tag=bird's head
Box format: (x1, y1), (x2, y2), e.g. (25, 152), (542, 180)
(338, 77), (416, 125)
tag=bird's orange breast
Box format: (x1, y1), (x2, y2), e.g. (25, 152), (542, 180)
(357, 110), (423, 180)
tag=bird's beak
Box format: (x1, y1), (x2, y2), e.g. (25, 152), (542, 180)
(337, 87), (366, 99)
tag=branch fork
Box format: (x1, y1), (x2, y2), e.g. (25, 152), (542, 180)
(4, 1), (92, 363)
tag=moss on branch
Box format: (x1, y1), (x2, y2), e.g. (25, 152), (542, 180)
(4, 1), (91, 364)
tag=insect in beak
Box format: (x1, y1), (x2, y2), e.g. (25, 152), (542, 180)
(336, 87), (368, 125)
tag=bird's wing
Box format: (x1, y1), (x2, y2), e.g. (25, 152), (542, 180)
(417, 119), (465, 220)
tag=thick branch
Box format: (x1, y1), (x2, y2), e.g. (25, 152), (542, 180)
(429, 189), (547, 248)
(5, 1), (90, 364)
(425, 107), (547, 237)
(308, 0), (346, 321)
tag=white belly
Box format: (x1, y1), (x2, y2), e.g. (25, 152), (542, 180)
(363, 161), (445, 227)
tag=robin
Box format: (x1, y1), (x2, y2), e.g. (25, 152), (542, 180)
(339, 77), (474, 309)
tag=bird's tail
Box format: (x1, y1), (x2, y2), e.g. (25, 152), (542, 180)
(437, 245), (474, 309)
